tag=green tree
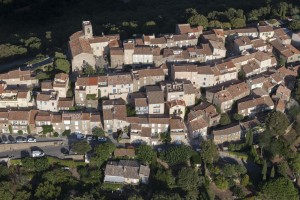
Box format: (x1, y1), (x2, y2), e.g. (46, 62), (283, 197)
(260, 177), (298, 200)
(188, 15), (208, 29)
(91, 142), (115, 167)
(262, 160), (267, 181)
(92, 127), (105, 137)
(160, 145), (194, 165)
(270, 166), (275, 178)
(233, 113), (244, 121)
(154, 169), (175, 189)
(277, 161), (289, 177)
(0, 182), (13, 200)
(42, 169), (75, 184)
(245, 130), (253, 146)
(24, 37), (42, 50)
(200, 140), (219, 165)
(220, 113), (231, 125)
(55, 59), (70, 73)
(83, 65), (96, 75)
(0, 164), (9, 178)
(290, 154), (300, 174)
(136, 144), (156, 164)
(177, 168), (200, 191)
(42, 125), (53, 134)
(14, 190), (31, 200)
(266, 111), (289, 137)
(35, 181), (61, 200)
(34, 157), (50, 172)
(152, 192), (181, 200)
(230, 18), (246, 28)
(72, 141), (92, 154)
(241, 174), (249, 186)
(160, 132), (171, 144)
(215, 175), (228, 190)
(17, 130), (23, 135)
(288, 20), (300, 31)
(232, 186), (245, 199)
(128, 195), (143, 200)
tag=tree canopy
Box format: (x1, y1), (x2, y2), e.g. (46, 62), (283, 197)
(136, 144), (156, 164)
(72, 141), (92, 155)
(260, 177), (298, 200)
(200, 140), (219, 164)
(177, 167), (200, 191)
(266, 111), (289, 137)
(160, 145), (194, 165)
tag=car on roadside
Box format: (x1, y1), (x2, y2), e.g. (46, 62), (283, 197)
(2, 135), (8, 144)
(16, 136), (27, 143)
(0, 137), (2, 143)
(98, 137), (107, 142)
(27, 137), (36, 143)
(31, 150), (45, 158)
(76, 133), (85, 140)
(8, 135), (15, 143)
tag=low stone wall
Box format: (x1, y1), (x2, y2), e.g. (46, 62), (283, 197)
(0, 141), (64, 152)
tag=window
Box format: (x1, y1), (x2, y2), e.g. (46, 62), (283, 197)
(75, 121), (79, 125)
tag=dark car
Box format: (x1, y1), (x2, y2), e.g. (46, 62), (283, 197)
(0, 137), (2, 143)
(2, 135), (8, 144)
(8, 135), (15, 143)
(61, 147), (69, 155)
(16, 136), (27, 143)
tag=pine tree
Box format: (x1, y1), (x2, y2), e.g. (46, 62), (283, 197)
(270, 166), (275, 178)
(262, 160), (267, 181)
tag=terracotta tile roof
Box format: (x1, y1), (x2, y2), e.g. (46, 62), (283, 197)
(123, 43), (134, 49)
(227, 82), (250, 98)
(189, 118), (208, 131)
(36, 93), (50, 101)
(110, 47), (124, 55)
(69, 31), (84, 41)
(133, 46), (152, 55)
(172, 64), (198, 72)
(141, 127), (152, 137)
(274, 28), (290, 40)
(209, 40), (226, 50)
(88, 77), (98, 86)
(58, 98), (74, 108)
(147, 90), (164, 104)
(135, 98), (148, 107)
(35, 112), (52, 121)
(135, 38), (144, 46)
(114, 149), (135, 157)
(90, 113), (101, 122)
(276, 98), (286, 112)
(0, 111), (8, 119)
(76, 77), (88, 86)
(167, 99), (186, 108)
(238, 96), (274, 111)
(51, 114), (62, 123)
(254, 51), (271, 62)
(107, 74), (132, 85)
(241, 118), (260, 130)
(69, 38), (92, 57)
(242, 60), (260, 74)
(150, 37), (167, 45)
(8, 110), (29, 121)
(41, 81), (53, 90)
(17, 91), (28, 99)
(89, 36), (109, 43)
(134, 68), (164, 78)
(55, 73), (68, 82)
(258, 25), (273, 32)
(170, 118), (185, 130)
(197, 66), (214, 75)
(251, 39), (266, 48)
(214, 90), (233, 102)
(234, 36), (252, 46)
(213, 124), (241, 136)
(177, 24), (192, 34)
(276, 85), (291, 98)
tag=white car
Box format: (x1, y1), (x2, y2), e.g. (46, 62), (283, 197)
(27, 138), (36, 142)
(31, 150), (45, 158)
(76, 133), (85, 140)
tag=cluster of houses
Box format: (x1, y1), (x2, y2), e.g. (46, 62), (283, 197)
(0, 21), (299, 147)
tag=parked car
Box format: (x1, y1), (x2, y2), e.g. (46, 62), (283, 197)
(16, 136), (27, 143)
(98, 137), (107, 142)
(31, 150), (45, 158)
(2, 135), (8, 144)
(86, 135), (96, 141)
(8, 135), (15, 143)
(0, 137), (2, 143)
(27, 137), (36, 142)
(76, 133), (85, 140)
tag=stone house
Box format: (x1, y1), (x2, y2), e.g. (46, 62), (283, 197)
(167, 100), (186, 119)
(213, 124), (242, 144)
(0, 68), (38, 87)
(0, 87), (33, 108)
(146, 86), (165, 115)
(104, 160), (150, 185)
(292, 32), (300, 49)
(161, 80), (196, 107)
(36, 91), (59, 112)
(258, 25), (274, 41)
(233, 36), (253, 54)
(270, 39), (300, 64)
(274, 28), (291, 45)
(238, 96), (274, 117)
(169, 118), (188, 144)
(102, 98), (128, 133)
(110, 47), (125, 69)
